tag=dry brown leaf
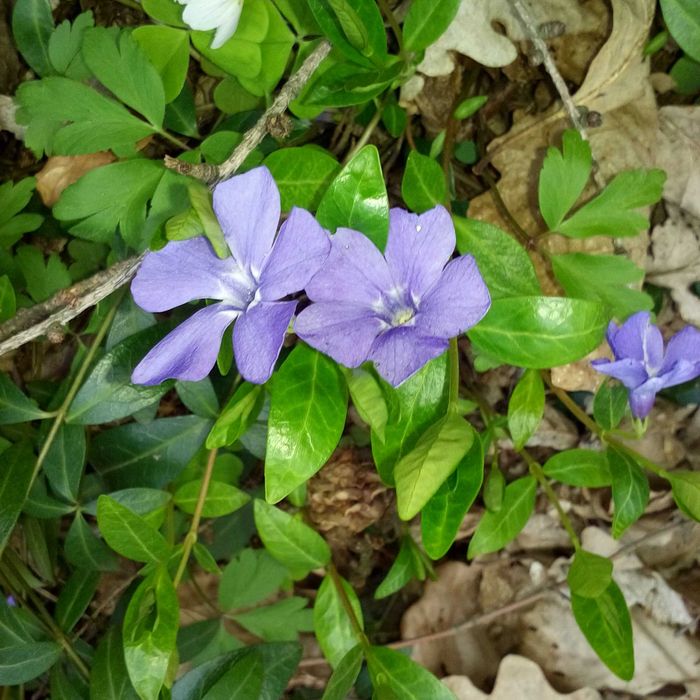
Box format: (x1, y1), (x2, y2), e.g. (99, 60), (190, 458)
(443, 655), (601, 699)
(36, 152), (116, 206)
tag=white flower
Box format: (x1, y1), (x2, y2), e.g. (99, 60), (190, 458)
(177, 0), (244, 49)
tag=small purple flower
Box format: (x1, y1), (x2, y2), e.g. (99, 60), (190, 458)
(6, 595), (16, 607)
(294, 206), (491, 386)
(131, 167), (330, 385)
(591, 311), (700, 418)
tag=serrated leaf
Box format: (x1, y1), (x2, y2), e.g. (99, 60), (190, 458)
(218, 548), (287, 610)
(507, 369), (544, 450)
(232, 597), (313, 641)
(16, 245), (71, 302)
(608, 447), (649, 538)
(48, 11), (94, 79)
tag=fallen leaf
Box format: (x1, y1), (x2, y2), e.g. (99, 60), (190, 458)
(36, 152), (116, 207)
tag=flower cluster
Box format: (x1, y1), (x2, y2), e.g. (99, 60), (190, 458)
(592, 311), (700, 418)
(132, 166), (491, 387)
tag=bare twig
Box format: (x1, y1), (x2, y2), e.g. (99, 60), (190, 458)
(0, 40), (331, 356)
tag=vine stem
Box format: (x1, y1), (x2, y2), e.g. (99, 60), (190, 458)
(343, 100), (384, 164)
(173, 448), (218, 587)
(327, 564), (370, 651)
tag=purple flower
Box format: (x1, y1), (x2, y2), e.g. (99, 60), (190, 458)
(591, 311), (700, 418)
(131, 167), (330, 385)
(294, 206), (491, 386)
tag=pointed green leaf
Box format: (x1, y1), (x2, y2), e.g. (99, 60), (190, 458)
(593, 383), (629, 431)
(568, 550), (613, 598)
(607, 448), (649, 538)
(543, 449), (611, 487)
(0, 442), (35, 556)
(507, 369), (545, 450)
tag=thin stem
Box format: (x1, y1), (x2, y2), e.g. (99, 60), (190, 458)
(173, 448), (218, 587)
(376, 0), (407, 59)
(156, 129), (192, 151)
(343, 103), (384, 164)
(448, 338), (460, 413)
(327, 564), (370, 651)
(480, 169), (532, 245)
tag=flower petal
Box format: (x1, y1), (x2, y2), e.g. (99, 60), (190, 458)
(132, 237), (249, 312)
(212, 167), (280, 276)
(305, 227), (394, 307)
(211, 0), (243, 48)
(233, 301), (297, 384)
(180, 0), (234, 30)
(258, 208), (330, 301)
(590, 358), (648, 389)
(385, 206), (456, 299)
(369, 326), (448, 386)
(661, 325), (700, 373)
(294, 302), (384, 368)
(132, 304), (238, 385)
(628, 386), (658, 419)
(414, 254), (490, 338)
(607, 311), (663, 370)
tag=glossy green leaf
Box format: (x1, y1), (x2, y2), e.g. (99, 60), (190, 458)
(65, 514), (119, 572)
(219, 548), (288, 610)
(265, 344), (347, 503)
(84, 488), (171, 526)
(55, 569), (100, 632)
(507, 369), (544, 450)
(142, 0), (185, 25)
(666, 470), (700, 521)
(421, 434), (483, 559)
(96, 496), (171, 564)
(346, 367), (388, 438)
(254, 499), (331, 576)
(542, 449), (611, 487)
(90, 627), (139, 699)
(568, 550), (613, 598)
(43, 424), (85, 502)
(0, 276), (16, 321)
(186, 180), (229, 258)
(403, 0), (460, 51)
(204, 650), (263, 699)
(366, 646), (455, 700)
(165, 84), (199, 136)
(0, 641), (62, 685)
(12, 0), (54, 76)
(314, 574), (364, 667)
(593, 383), (628, 431)
(608, 448), (649, 538)
(468, 475), (537, 558)
(174, 479), (250, 518)
(670, 55), (700, 94)
(264, 146), (340, 211)
(375, 536), (425, 599)
(123, 568), (179, 700)
(454, 217), (541, 299)
(207, 382), (265, 449)
(453, 95), (488, 120)
(24, 478), (76, 520)
(176, 378), (219, 419)
(0, 442), (35, 556)
(571, 580), (634, 680)
(538, 130), (592, 231)
(468, 296), (608, 369)
(395, 414), (475, 520)
(401, 151), (446, 213)
(317, 145), (390, 251)
(660, 0), (700, 62)
(91, 416), (211, 489)
(0, 374), (52, 423)
(322, 644), (363, 700)
(132, 26), (189, 103)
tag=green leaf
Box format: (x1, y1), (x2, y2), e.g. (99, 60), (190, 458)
(608, 447), (649, 538)
(50, 665), (87, 700)
(507, 369), (544, 450)
(314, 574), (364, 667)
(203, 650), (263, 699)
(568, 550), (613, 598)
(551, 253), (653, 319)
(421, 434), (483, 559)
(366, 646), (455, 700)
(454, 217), (541, 299)
(660, 0), (700, 62)
(670, 55), (700, 94)
(232, 597), (313, 641)
(219, 548), (287, 610)
(207, 382), (265, 449)
(322, 645), (363, 700)
(16, 77), (157, 156)
(43, 424), (85, 502)
(403, 0), (460, 51)
(401, 151), (446, 213)
(54, 160), (167, 247)
(91, 627), (139, 699)
(468, 296), (608, 369)
(96, 495), (171, 564)
(453, 95), (488, 120)
(16, 245), (71, 302)
(375, 536), (425, 599)
(174, 480), (250, 518)
(90, 416), (211, 489)
(214, 77), (263, 114)
(65, 514), (119, 571)
(83, 28), (165, 127)
(558, 169), (666, 238)
(55, 569), (99, 632)
(0, 177), (44, 247)
(84, 488), (171, 526)
(264, 147), (340, 211)
(667, 470), (700, 521)
(467, 476), (537, 558)
(132, 26), (189, 103)
(346, 367), (388, 438)
(265, 344), (347, 503)
(253, 499), (331, 576)
(317, 145), (389, 251)
(538, 129), (592, 231)
(47, 11), (94, 80)
(123, 568), (179, 700)
(542, 449), (611, 487)
(185, 180), (229, 258)
(12, 0), (54, 76)
(176, 378), (219, 419)
(165, 84), (200, 136)
(0, 374), (52, 423)
(0, 442), (35, 556)
(0, 276), (16, 321)
(142, 0), (185, 25)
(0, 641), (62, 685)
(593, 383), (628, 431)
(395, 414), (475, 520)
(66, 325), (173, 425)
(571, 580), (634, 680)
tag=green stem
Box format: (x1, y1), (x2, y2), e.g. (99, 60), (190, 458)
(448, 338), (460, 413)
(327, 564), (370, 651)
(32, 291), (124, 488)
(343, 102), (384, 164)
(376, 0), (407, 60)
(156, 128), (192, 152)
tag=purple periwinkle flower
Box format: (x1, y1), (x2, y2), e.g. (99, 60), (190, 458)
(591, 311), (700, 418)
(294, 206), (491, 386)
(131, 167), (330, 385)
